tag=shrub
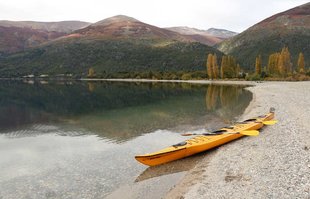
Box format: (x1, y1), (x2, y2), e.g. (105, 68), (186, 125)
(245, 74), (262, 81)
(181, 73), (192, 80)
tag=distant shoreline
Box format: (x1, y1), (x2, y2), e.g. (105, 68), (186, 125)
(0, 77), (305, 86)
(0, 77), (256, 86)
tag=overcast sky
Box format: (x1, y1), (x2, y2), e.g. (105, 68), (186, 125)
(0, 0), (308, 32)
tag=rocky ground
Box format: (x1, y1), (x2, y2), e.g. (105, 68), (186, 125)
(166, 81), (310, 199)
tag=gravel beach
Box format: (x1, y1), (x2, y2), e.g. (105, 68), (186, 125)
(166, 81), (310, 199)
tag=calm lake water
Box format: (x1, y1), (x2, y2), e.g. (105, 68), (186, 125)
(0, 80), (252, 199)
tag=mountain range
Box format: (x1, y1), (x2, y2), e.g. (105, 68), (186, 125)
(165, 26), (237, 46)
(0, 20), (90, 33)
(0, 20), (90, 54)
(0, 26), (65, 54)
(0, 15), (224, 77)
(74, 15), (191, 41)
(0, 16), (234, 54)
(0, 2), (309, 77)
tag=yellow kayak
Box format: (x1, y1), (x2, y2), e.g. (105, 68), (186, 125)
(135, 108), (275, 166)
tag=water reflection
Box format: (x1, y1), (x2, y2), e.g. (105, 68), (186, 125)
(205, 84), (253, 120)
(0, 81), (252, 142)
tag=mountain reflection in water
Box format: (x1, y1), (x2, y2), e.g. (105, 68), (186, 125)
(0, 81), (252, 142)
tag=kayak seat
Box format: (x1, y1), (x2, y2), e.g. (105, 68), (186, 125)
(203, 130), (227, 135)
(241, 118), (257, 123)
(172, 141), (187, 147)
(212, 130), (227, 134)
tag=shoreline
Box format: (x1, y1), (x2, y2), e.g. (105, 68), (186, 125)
(165, 81), (310, 198)
(81, 78), (257, 86)
(1, 77), (257, 86)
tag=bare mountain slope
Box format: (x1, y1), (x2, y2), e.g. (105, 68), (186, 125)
(0, 20), (90, 33)
(218, 2), (310, 70)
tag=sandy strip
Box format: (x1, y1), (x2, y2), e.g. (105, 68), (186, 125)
(80, 78), (256, 86)
(165, 81), (310, 199)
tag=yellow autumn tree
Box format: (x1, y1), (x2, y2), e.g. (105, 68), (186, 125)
(278, 47), (292, 76)
(87, 67), (95, 78)
(219, 55), (241, 78)
(283, 47), (292, 74)
(278, 52), (285, 76)
(297, 52), (305, 73)
(212, 54), (219, 79)
(267, 54), (274, 75)
(255, 55), (262, 75)
(267, 53), (280, 75)
(206, 53), (213, 79)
